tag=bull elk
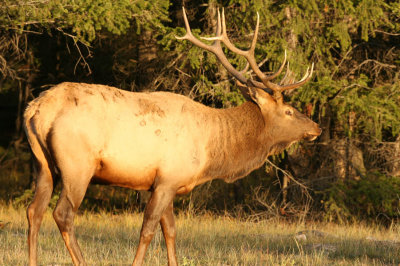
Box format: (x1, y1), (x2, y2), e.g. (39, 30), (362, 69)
(24, 7), (321, 266)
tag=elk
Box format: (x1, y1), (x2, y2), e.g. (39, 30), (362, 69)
(24, 7), (321, 266)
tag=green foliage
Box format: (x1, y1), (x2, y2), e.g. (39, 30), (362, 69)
(356, 0), (388, 41)
(322, 172), (400, 222)
(12, 188), (34, 207)
(334, 82), (400, 139)
(0, 0), (170, 43)
(12, 188), (59, 209)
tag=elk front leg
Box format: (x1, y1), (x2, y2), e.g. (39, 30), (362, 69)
(132, 185), (176, 266)
(52, 165), (92, 266)
(53, 187), (87, 266)
(160, 202), (177, 266)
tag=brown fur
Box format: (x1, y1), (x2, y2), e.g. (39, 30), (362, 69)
(137, 98), (166, 117)
(202, 102), (268, 183)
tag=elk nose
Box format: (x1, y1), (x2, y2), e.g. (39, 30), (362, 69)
(305, 125), (322, 141)
(311, 121), (322, 135)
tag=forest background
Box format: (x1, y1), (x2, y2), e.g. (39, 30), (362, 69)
(0, 0), (399, 224)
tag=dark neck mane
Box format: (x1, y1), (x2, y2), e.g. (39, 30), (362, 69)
(202, 101), (271, 183)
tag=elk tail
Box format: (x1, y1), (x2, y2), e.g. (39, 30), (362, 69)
(23, 96), (58, 181)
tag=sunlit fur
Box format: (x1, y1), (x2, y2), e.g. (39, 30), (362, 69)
(24, 82), (321, 266)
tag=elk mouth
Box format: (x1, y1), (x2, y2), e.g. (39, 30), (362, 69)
(304, 128), (322, 141)
(305, 134), (318, 141)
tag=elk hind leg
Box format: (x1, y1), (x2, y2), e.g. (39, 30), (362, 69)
(27, 161), (54, 266)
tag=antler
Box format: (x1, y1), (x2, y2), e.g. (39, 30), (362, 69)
(176, 7), (313, 99)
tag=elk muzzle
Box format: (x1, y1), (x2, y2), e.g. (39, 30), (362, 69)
(304, 125), (322, 141)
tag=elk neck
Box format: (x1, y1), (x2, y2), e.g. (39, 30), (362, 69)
(202, 101), (272, 183)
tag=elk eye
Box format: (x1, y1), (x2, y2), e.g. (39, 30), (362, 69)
(285, 109), (293, 116)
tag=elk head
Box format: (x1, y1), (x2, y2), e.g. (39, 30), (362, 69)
(176, 7), (321, 151)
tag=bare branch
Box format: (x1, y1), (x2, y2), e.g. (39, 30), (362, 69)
(374, 29), (400, 36)
(55, 27), (92, 75)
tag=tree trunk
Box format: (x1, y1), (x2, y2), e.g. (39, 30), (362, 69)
(333, 111), (366, 180)
(137, 30), (158, 88)
(284, 7), (298, 50)
(391, 135), (400, 176)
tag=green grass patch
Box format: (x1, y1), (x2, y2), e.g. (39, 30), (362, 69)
(0, 204), (399, 265)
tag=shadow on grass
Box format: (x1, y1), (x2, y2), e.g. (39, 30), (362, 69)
(175, 230), (400, 265)
(2, 213), (398, 265)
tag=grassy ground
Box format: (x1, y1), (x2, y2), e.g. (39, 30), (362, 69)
(0, 204), (399, 265)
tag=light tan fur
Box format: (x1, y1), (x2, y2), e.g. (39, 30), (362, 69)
(25, 82), (320, 190)
(24, 82), (321, 266)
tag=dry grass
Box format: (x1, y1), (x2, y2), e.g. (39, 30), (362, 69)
(0, 204), (399, 265)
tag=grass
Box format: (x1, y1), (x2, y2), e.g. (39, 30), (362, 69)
(0, 204), (399, 265)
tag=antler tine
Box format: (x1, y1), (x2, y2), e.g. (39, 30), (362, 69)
(239, 62), (250, 74)
(176, 7), (250, 86)
(279, 61), (291, 85)
(216, 9), (222, 37)
(202, 9), (258, 57)
(247, 11), (259, 56)
(175, 7), (192, 40)
(221, 8), (227, 40)
(264, 50), (287, 81)
(277, 63), (314, 92)
(176, 7), (313, 98)
(201, 10), (288, 89)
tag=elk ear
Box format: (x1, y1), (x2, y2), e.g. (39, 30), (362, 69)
(236, 80), (274, 106)
(236, 80), (273, 106)
(248, 87), (275, 106)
